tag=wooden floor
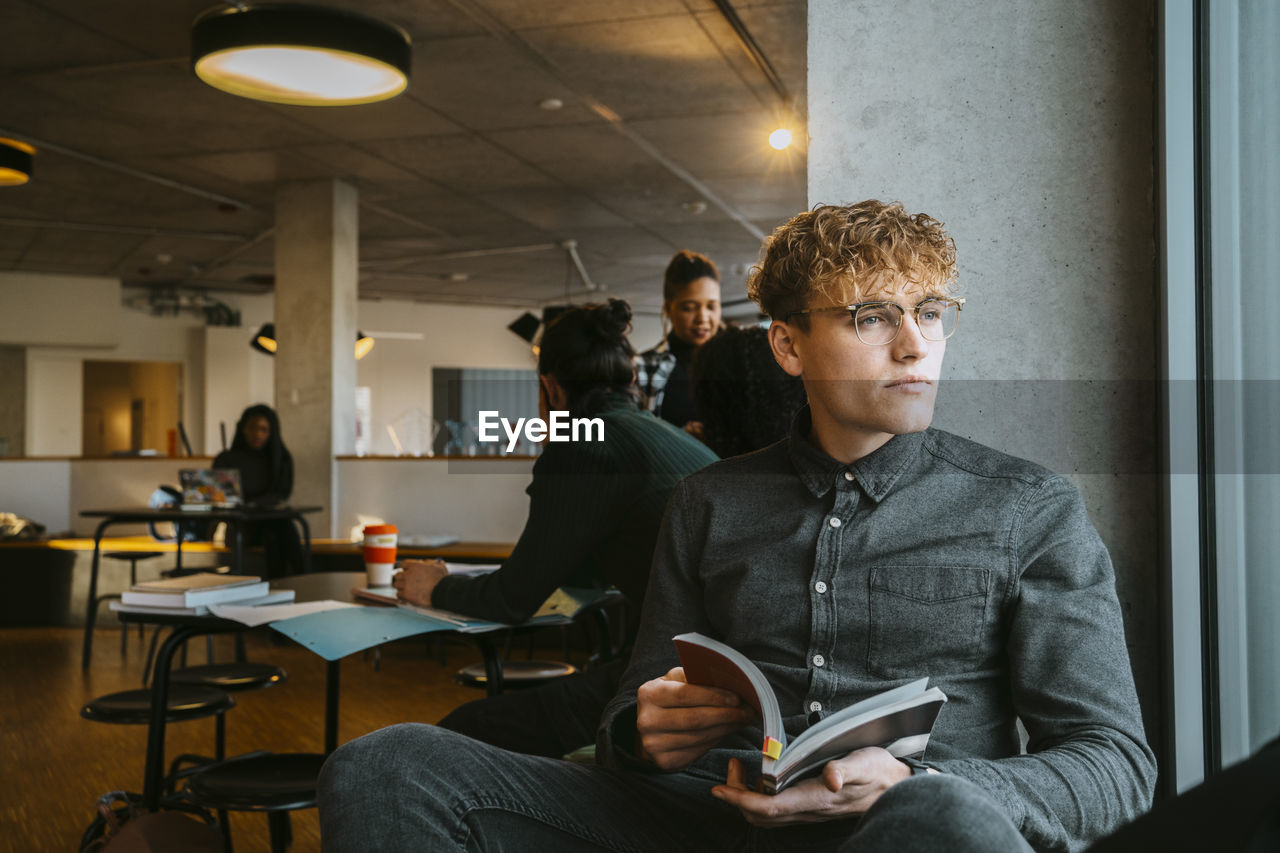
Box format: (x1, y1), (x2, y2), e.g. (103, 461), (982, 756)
(0, 626), (492, 852)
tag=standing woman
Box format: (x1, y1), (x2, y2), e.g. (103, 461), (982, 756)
(214, 404), (305, 577)
(635, 250), (722, 431)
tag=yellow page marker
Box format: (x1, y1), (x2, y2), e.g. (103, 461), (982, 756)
(762, 736), (783, 760)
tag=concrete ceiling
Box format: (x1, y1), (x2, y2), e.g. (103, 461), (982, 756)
(0, 0), (807, 316)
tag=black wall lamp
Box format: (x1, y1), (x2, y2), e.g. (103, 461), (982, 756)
(192, 4), (412, 106)
(251, 323), (374, 359)
(0, 138), (35, 186)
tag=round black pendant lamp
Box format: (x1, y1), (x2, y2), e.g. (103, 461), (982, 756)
(0, 138), (35, 187)
(191, 4), (411, 106)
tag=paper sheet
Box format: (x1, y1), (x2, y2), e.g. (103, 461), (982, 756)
(209, 599), (357, 627)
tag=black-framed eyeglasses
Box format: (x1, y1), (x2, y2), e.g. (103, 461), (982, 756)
(786, 297), (965, 346)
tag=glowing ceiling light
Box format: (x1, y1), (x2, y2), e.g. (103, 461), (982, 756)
(768, 128), (793, 151)
(191, 5), (411, 107)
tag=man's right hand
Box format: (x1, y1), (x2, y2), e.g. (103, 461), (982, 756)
(635, 667), (755, 771)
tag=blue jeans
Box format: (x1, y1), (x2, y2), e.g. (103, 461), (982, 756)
(318, 724), (1033, 852)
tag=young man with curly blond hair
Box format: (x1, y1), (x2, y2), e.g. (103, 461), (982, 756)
(318, 201), (1156, 852)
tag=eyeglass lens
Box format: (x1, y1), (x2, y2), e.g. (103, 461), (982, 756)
(854, 300), (959, 345)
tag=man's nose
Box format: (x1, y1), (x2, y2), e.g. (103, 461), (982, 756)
(893, 312), (930, 358)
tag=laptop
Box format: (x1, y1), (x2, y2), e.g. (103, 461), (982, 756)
(178, 468), (243, 510)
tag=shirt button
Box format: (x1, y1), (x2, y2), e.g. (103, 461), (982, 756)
(828, 517), (841, 529)
(809, 701), (822, 713)
(814, 581), (828, 594)
(812, 654), (825, 667)
(844, 471), (855, 481)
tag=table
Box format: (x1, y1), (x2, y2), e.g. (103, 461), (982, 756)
(307, 539), (514, 563)
(80, 505), (321, 668)
(115, 570), (599, 811)
(118, 570), (342, 812)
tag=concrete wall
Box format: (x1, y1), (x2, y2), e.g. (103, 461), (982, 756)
(0, 272), (120, 347)
(335, 457), (534, 544)
(808, 0), (1159, 744)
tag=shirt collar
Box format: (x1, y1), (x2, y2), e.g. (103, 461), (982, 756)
(786, 406), (926, 501)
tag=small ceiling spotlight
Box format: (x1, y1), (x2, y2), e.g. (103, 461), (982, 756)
(537, 97), (564, 111)
(355, 331), (375, 360)
(0, 138), (35, 187)
(768, 128), (793, 151)
(251, 322), (374, 358)
(192, 4), (412, 106)
(251, 322), (278, 354)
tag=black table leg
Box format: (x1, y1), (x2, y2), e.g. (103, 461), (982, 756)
(82, 518), (113, 669)
(325, 659), (340, 754)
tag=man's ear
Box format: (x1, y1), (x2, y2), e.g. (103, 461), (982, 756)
(769, 321), (805, 377)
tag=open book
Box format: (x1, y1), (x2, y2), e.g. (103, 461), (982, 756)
(673, 632), (947, 794)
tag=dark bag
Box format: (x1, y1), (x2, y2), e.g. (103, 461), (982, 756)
(79, 791), (224, 853)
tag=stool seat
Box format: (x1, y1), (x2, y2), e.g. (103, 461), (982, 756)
(172, 662), (288, 692)
(81, 685), (234, 725)
(103, 550), (165, 562)
(456, 660), (577, 690)
(186, 753), (326, 812)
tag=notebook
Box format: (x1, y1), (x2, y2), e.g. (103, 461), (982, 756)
(178, 468), (243, 510)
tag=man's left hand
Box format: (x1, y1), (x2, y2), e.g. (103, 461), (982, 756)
(710, 747), (911, 826)
(392, 559), (448, 606)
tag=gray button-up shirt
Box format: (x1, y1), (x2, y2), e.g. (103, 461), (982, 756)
(599, 410), (1156, 852)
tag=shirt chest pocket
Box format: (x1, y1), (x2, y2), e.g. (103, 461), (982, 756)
(866, 565), (992, 679)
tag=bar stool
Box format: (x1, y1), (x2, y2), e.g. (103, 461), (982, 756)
(92, 550), (164, 655)
(167, 662), (287, 851)
(81, 685), (234, 726)
(170, 663), (287, 760)
(455, 658), (578, 691)
(184, 752), (327, 853)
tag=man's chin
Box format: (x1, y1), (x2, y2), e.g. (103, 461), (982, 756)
(883, 401), (936, 435)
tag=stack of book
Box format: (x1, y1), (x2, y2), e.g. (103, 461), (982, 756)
(108, 571), (295, 617)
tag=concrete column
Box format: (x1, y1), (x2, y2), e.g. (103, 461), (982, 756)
(807, 0), (1159, 744)
(274, 179), (359, 537)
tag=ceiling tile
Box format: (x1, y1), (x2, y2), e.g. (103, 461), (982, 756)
(2, 1), (149, 72)
(517, 15), (763, 120)
(410, 36), (596, 131)
(359, 134), (556, 193)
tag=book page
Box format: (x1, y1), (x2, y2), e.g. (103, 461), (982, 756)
(771, 688), (946, 791)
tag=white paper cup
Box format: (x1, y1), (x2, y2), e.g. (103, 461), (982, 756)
(366, 560), (395, 587)
(362, 526), (398, 588)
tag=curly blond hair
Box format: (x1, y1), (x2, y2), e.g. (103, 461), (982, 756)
(747, 201), (957, 324)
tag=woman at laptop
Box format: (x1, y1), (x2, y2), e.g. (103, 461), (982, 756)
(394, 299), (718, 757)
(214, 404), (305, 577)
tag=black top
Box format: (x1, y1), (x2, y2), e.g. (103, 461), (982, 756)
(213, 447), (294, 507)
(431, 393), (718, 641)
(654, 333), (696, 429)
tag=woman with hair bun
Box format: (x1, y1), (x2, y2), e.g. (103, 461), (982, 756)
(395, 298), (718, 757)
(636, 250), (723, 430)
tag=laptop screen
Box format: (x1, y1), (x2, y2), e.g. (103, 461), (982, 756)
(178, 468), (243, 508)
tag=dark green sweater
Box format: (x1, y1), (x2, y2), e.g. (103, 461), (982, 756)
(431, 394), (717, 638)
